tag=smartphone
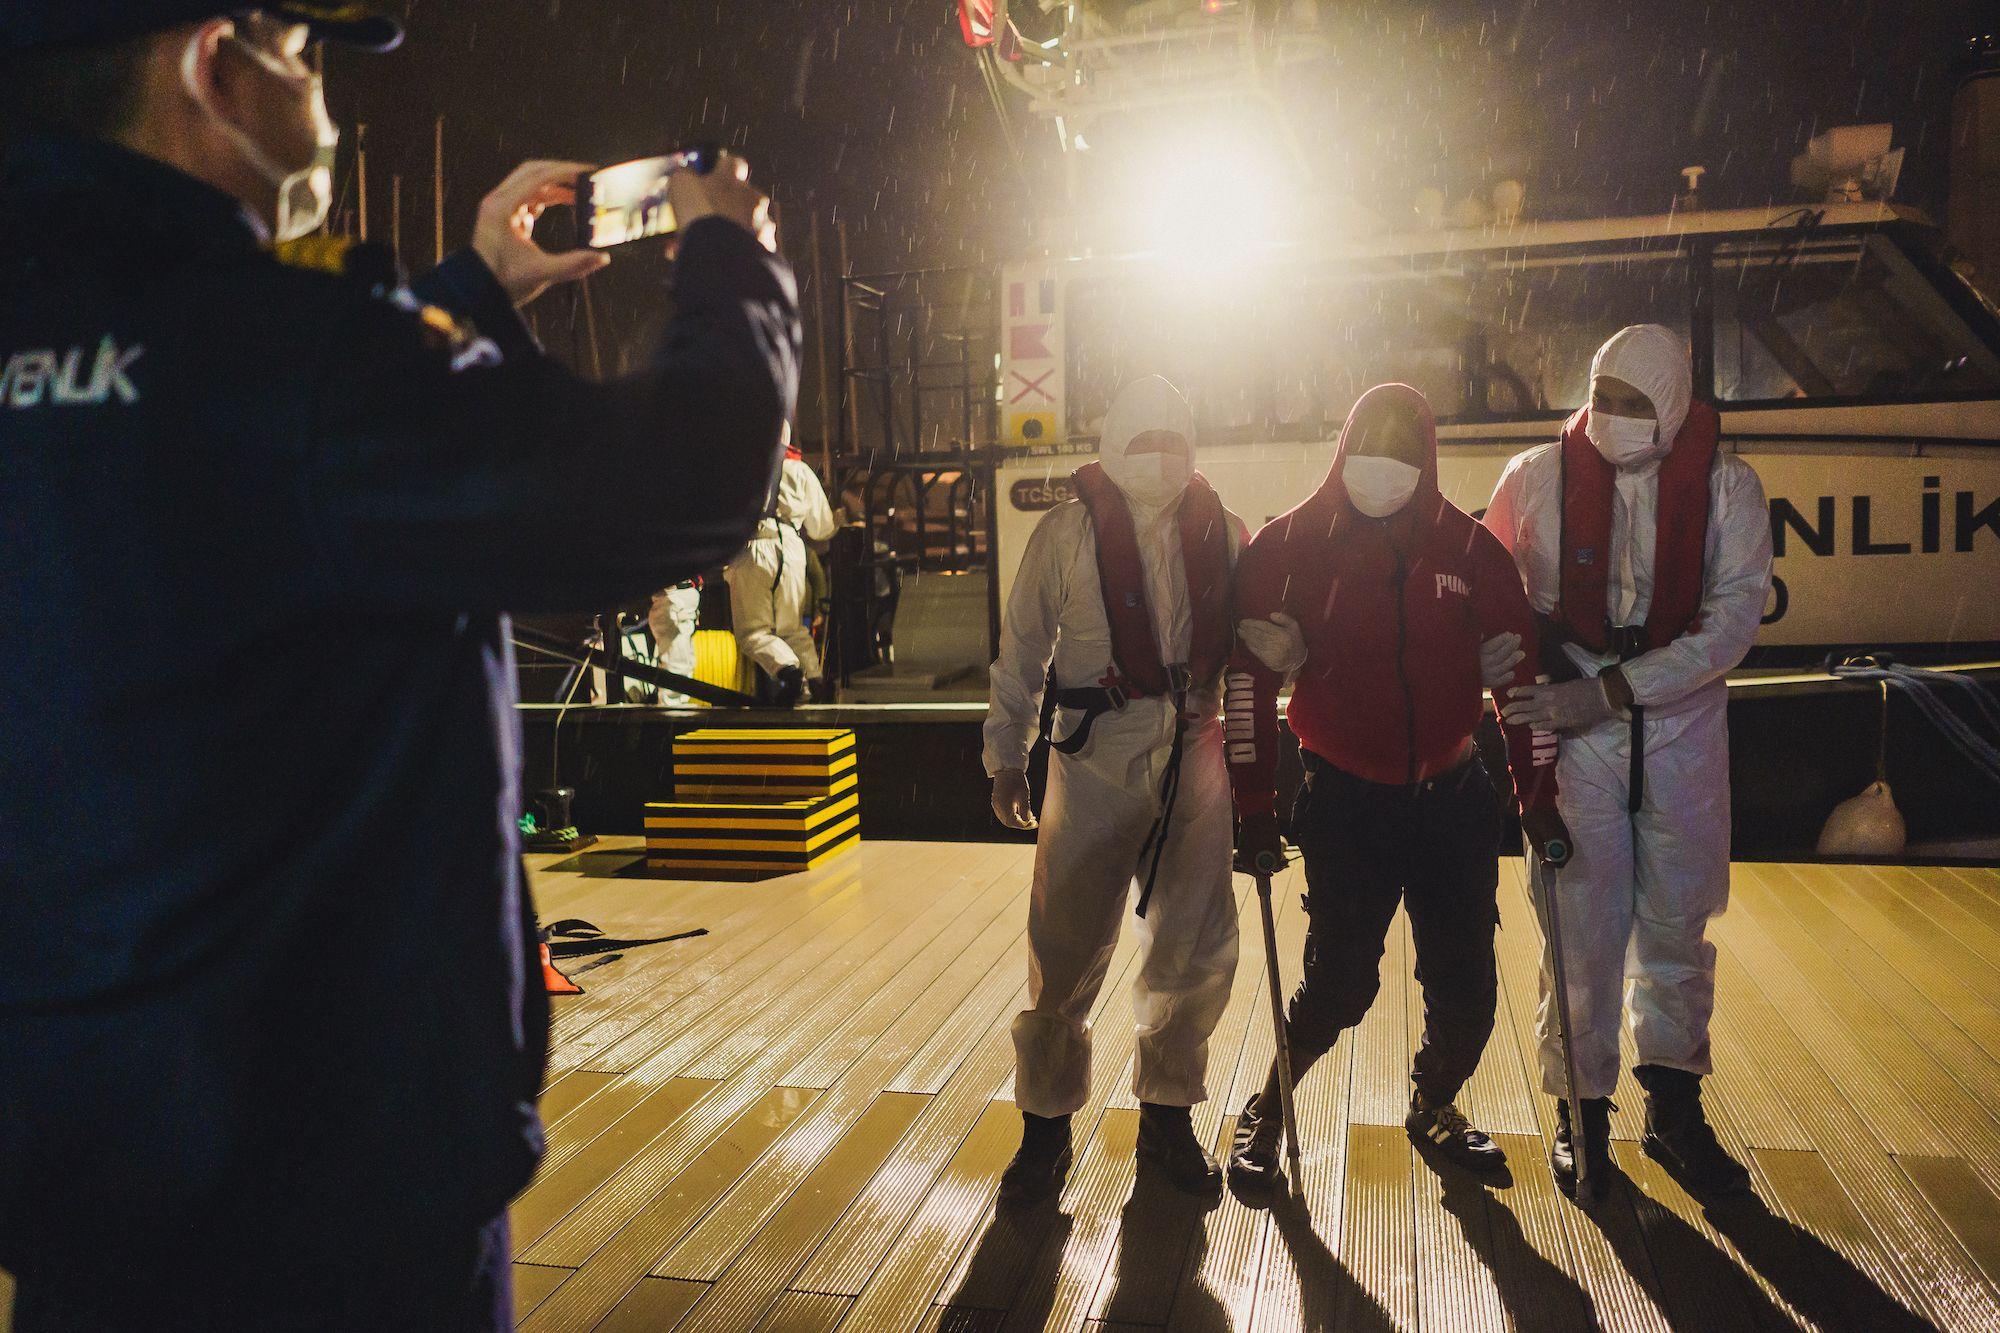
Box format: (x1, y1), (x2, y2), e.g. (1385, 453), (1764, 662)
(578, 145), (720, 250)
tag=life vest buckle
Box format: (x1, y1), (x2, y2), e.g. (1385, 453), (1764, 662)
(1607, 624), (1646, 660)
(1098, 675), (1130, 711)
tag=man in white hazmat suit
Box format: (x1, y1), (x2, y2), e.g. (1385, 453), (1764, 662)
(726, 433), (837, 706)
(647, 579), (702, 704)
(1482, 324), (1773, 1199)
(985, 376), (1246, 1204)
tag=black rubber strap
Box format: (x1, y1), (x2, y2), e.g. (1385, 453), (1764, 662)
(1046, 684), (1129, 755)
(1627, 705), (1646, 814)
(1133, 677), (1192, 919)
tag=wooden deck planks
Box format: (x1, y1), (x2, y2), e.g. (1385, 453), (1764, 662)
(1741, 865), (2000, 1123)
(545, 865), (872, 1084)
(5, 845), (2000, 1333)
(1488, 863), (1672, 1333)
(590, 1276), (708, 1332)
(853, 887), (1164, 1329)
(536, 1070), (618, 1126)
(1732, 866), (2000, 1194)
(33, 839), (2000, 1333)
(1083, 878), (1273, 1329)
(755, 1290), (856, 1333)
(1168, 864), (1314, 1332)
(517, 1087), (815, 1331)
(1899, 1153), (2000, 1292)
(510, 1263), (572, 1323)
(656, 876), (1025, 1288)
(523, 850), (998, 1275)
(669, 1092), (932, 1329)
(1780, 863), (2000, 1067)
(510, 1078), (717, 1249)
(795, 874), (1153, 1305)
(1747, 1147), (1936, 1332)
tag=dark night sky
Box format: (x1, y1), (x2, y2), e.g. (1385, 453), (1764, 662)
(325, 0), (1995, 413)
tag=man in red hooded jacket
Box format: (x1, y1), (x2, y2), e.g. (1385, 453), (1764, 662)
(1224, 384), (1570, 1191)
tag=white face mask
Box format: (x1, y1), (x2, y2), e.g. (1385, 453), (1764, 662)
(182, 33), (339, 242)
(1585, 410), (1660, 468)
(1343, 454), (1421, 517)
(1108, 451), (1191, 508)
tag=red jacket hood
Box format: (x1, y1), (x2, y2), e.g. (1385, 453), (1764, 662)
(1305, 383), (1447, 539)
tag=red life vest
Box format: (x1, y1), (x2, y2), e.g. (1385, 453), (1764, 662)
(1556, 401), (1718, 655)
(1071, 461), (1234, 694)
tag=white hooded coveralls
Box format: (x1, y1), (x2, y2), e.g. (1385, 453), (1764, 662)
(984, 377), (1243, 1117)
(647, 582), (702, 703)
(1483, 325), (1773, 1099)
(649, 584), (701, 677)
(727, 454), (837, 680)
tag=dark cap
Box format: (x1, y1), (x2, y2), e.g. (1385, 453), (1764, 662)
(2, 2), (404, 53)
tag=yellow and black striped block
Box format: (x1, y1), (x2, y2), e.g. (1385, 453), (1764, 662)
(643, 789), (860, 877)
(672, 727), (857, 801)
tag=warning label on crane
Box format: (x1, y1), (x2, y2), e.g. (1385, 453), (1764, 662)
(1000, 262), (1064, 446)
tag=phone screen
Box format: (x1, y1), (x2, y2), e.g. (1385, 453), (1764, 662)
(578, 147), (715, 250)
(581, 156), (679, 249)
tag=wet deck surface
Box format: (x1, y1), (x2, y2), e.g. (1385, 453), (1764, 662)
(8, 843), (1995, 1330)
(488, 840), (2000, 1332)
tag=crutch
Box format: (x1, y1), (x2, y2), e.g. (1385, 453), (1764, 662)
(1529, 838), (1593, 1201)
(1253, 851), (1305, 1196)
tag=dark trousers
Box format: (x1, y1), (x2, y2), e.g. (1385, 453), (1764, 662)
(1284, 752), (1504, 1106)
(10, 1214), (513, 1332)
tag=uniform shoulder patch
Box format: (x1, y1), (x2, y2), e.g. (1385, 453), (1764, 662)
(378, 286), (504, 371)
(273, 234), (357, 275)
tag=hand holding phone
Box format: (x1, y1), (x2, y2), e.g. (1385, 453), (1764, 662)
(668, 152), (773, 250)
(471, 159), (612, 308)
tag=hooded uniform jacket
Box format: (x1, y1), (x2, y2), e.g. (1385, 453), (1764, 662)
(1226, 384), (1558, 816)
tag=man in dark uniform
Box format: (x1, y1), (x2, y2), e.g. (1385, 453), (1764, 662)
(0, 3), (799, 1326)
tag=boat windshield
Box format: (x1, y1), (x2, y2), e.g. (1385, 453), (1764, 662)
(1062, 225), (2000, 439)
(1713, 231), (2000, 404)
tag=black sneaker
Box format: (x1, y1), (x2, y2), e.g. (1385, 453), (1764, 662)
(997, 1112), (1072, 1207)
(1634, 1064), (1752, 1197)
(1551, 1096), (1614, 1201)
(1227, 1094), (1285, 1193)
(1406, 1092), (1507, 1173)
(1136, 1102), (1221, 1194)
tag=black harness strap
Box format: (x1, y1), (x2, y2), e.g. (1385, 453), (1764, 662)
(540, 918), (709, 958)
(1605, 625), (1648, 815)
(1132, 679), (1190, 919)
(1042, 669), (1195, 919)
(1047, 681), (1131, 754)
(1628, 706), (1646, 814)
(1542, 616), (1651, 814)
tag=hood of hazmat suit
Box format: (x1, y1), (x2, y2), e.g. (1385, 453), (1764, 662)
(982, 374), (1243, 1120)
(1586, 323), (1692, 468)
(1480, 324), (1773, 1101)
(1097, 374), (1196, 510)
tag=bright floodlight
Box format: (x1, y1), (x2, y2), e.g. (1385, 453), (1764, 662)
(1131, 126), (1289, 269)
